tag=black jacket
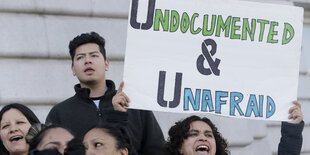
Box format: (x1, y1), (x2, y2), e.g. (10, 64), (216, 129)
(278, 121), (304, 155)
(46, 80), (165, 155)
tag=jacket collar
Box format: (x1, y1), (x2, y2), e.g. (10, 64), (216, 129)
(74, 80), (116, 99)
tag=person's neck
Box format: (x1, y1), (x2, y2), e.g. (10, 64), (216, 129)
(80, 81), (107, 98)
(10, 151), (28, 155)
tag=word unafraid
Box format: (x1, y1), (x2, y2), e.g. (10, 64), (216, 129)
(157, 71), (276, 118)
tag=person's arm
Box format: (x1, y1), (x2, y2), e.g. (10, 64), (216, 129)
(112, 82), (164, 155)
(109, 81), (131, 126)
(103, 110), (128, 127)
(278, 101), (304, 155)
(139, 110), (165, 155)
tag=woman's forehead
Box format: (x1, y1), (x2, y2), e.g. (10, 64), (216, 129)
(2, 108), (26, 119)
(189, 120), (212, 131)
(84, 128), (117, 143)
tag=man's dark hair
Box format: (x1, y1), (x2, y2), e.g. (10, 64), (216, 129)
(163, 115), (230, 155)
(0, 103), (41, 155)
(69, 32), (106, 62)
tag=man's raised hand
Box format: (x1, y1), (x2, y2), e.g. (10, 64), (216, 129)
(112, 81), (130, 112)
(288, 101), (303, 124)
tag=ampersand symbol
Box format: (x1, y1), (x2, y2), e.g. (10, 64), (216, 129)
(196, 39), (221, 76)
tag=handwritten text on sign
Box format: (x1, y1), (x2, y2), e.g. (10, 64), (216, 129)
(124, 0), (303, 121)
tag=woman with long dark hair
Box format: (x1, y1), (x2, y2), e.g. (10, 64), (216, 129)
(0, 103), (40, 155)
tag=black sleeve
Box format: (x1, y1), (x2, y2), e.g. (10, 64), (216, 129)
(278, 121), (304, 155)
(102, 110), (128, 127)
(140, 111), (165, 155)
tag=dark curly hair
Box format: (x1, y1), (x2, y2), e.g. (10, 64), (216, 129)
(163, 115), (229, 155)
(69, 31), (107, 62)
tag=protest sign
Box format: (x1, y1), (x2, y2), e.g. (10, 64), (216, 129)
(123, 0), (304, 120)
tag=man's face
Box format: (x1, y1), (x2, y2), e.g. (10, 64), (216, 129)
(71, 43), (109, 86)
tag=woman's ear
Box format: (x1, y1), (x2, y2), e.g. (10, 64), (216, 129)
(120, 148), (129, 155)
(179, 148), (183, 154)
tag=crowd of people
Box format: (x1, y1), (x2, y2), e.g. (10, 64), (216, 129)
(0, 32), (304, 155)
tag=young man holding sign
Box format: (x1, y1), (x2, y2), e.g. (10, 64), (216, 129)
(46, 32), (165, 155)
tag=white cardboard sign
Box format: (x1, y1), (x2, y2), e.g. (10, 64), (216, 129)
(123, 0), (304, 121)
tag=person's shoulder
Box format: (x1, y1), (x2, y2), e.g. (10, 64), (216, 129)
(51, 95), (77, 110)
